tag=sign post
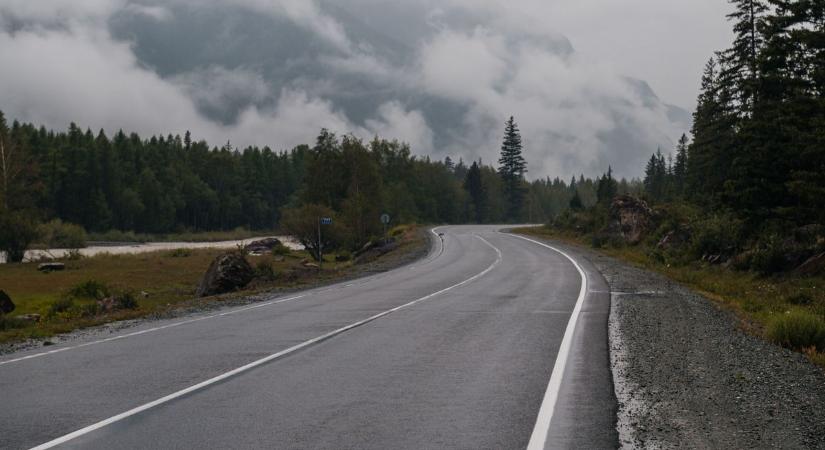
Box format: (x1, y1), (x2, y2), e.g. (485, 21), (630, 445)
(380, 213), (391, 245)
(318, 217), (332, 270)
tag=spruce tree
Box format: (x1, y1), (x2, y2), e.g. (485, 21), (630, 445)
(498, 116), (527, 221)
(673, 134), (689, 197)
(723, 0), (769, 112)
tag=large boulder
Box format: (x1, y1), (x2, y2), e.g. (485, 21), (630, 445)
(244, 237), (283, 254)
(608, 195), (653, 245)
(196, 252), (254, 298)
(0, 290), (14, 315)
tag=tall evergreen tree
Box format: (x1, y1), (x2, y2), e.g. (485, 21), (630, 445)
(498, 116), (528, 221)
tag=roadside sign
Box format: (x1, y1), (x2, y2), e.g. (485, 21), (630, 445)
(320, 217), (332, 225)
(380, 214), (390, 225)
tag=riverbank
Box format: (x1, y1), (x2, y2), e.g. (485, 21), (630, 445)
(0, 226), (429, 348)
(4, 236), (301, 264)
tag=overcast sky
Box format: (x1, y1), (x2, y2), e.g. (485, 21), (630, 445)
(0, 0), (733, 179)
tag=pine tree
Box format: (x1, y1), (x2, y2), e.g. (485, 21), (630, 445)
(723, 0), (769, 113)
(498, 116), (527, 221)
(673, 134), (689, 197)
(596, 166), (618, 206)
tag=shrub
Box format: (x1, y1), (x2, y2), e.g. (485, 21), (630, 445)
(168, 248), (193, 258)
(767, 311), (825, 352)
(68, 280), (111, 300)
(115, 292), (139, 310)
(689, 213), (745, 260)
(272, 244), (291, 256)
(335, 250), (352, 262)
(255, 261), (276, 280)
(79, 303), (101, 317)
(0, 211), (40, 263)
(37, 219), (87, 249)
(48, 297), (75, 315)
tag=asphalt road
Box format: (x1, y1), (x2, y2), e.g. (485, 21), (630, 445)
(0, 226), (617, 449)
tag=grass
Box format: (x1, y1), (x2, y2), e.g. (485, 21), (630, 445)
(516, 226), (825, 369)
(0, 226), (425, 344)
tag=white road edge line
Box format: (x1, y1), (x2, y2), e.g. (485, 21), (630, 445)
(511, 234), (588, 450)
(0, 294), (306, 367)
(4, 227), (449, 368)
(29, 234), (502, 450)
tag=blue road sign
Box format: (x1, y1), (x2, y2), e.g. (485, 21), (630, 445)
(320, 217), (332, 225)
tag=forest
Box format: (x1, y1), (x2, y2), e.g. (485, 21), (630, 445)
(556, 0), (825, 278)
(0, 111), (642, 261)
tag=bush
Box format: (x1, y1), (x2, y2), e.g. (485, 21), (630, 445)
(48, 297), (75, 315)
(168, 248), (193, 258)
(115, 292), (139, 310)
(689, 213), (745, 260)
(767, 310), (825, 352)
(272, 244), (291, 256)
(68, 280), (111, 300)
(0, 211), (40, 263)
(255, 261), (276, 280)
(37, 219), (87, 249)
(79, 303), (101, 318)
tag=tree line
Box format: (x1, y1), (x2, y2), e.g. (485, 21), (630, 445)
(0, 111), (638, 261)
(641, 0), (824, 232)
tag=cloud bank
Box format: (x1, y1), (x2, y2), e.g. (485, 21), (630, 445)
(0, 0), (727, 178)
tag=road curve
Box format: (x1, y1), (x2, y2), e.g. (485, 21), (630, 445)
(0, 225), (617, 449)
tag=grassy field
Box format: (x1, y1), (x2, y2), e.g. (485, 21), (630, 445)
(0, 225), (425, 344)
(515, 226), (825, 368)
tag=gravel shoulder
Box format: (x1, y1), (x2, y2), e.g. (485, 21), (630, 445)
(0, 228), (433, 356)
(527, 236), (825, 449)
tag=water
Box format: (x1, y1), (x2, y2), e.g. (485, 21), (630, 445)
(0, 236), (303, 264)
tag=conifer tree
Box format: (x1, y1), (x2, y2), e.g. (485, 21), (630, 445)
(498, 116), (527, 221)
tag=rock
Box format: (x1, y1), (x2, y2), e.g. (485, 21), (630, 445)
(608, 195), (653, 245)
(15, 313), (40, 323)
(244, 237), (283, 253)
(140, 291), (150, 298)
(196, 252), (255, 297)
(38, 262), (65, 273)
(0, 290), (15, 315)
(302, 262), (320, 269)
(795, 252), (825, 276)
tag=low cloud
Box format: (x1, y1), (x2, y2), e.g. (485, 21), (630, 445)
(0, 0), (722, 178)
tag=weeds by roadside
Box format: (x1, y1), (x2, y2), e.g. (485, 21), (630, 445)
(516, 226), (825, 369)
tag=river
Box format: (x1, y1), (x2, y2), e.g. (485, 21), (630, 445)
(0, 236), (303, 264)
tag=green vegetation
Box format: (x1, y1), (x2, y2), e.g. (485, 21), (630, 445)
(519, 1), (825, 367)
(0, 225), (424, 343)
(518, 225), (825, 368)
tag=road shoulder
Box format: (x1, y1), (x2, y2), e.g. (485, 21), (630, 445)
(513, 232), (825, 449)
